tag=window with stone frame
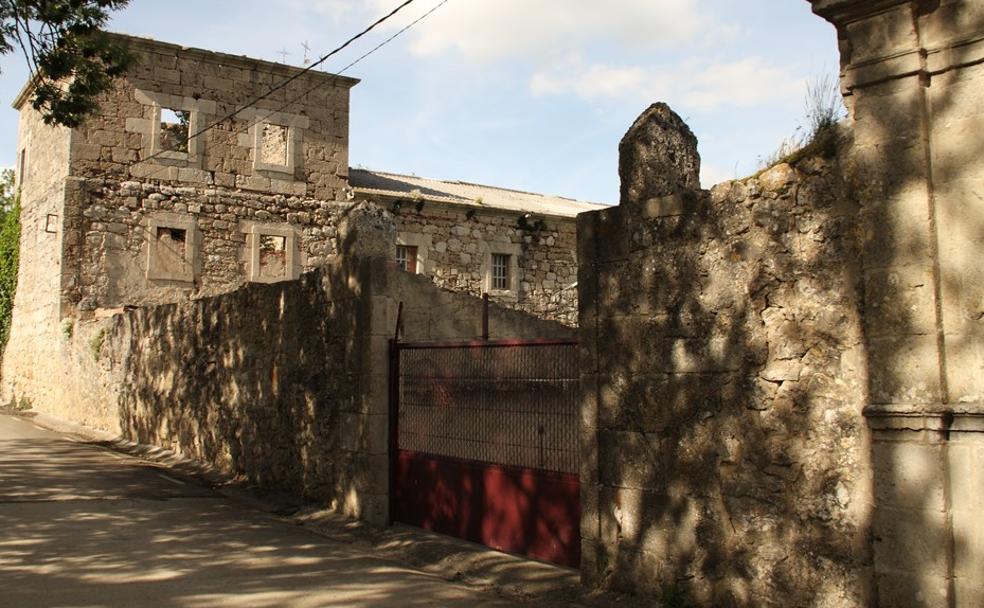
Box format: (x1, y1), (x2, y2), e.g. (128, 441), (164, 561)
(243, 222), (300, 284)
(146, 214), (198, 283)
(128, 90), (216, 169)
(483, 243), (521, 296)
(491, 253), (511, 290)
(396, 244), (418, 273)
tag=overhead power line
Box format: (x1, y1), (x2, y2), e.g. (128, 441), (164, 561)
(244, 0), (452, 138)
(133, 0), (427, 168)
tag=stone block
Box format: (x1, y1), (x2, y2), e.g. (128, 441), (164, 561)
(872, 506), (948, 578)
(945, 336), (984, 406)
(580, 481), (600, 541)
(871, 437), (945, 510)
(863, 265), (938, 337)
(867, 334), (942, 405)
(874, 572), (948, 608)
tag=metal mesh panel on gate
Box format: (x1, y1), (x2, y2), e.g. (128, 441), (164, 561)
(398, 342), (578, 474)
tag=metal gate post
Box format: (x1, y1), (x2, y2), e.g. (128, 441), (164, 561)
(387, 337), (399, 526)
(387, 302), (403, 526)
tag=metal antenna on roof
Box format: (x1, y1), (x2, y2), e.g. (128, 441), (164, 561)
(302, 41), (312, 66)
(276, 48), (292, 64)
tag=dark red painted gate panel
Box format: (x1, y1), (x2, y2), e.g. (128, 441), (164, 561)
(394, 450), (581, 567)
(391, 339), (580, 567)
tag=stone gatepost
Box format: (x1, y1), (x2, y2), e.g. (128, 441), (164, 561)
(811, 1), (984, 605)
(333, 200), (398, 526)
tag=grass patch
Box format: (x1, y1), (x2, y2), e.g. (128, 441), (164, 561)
(90, 328), (108, 361)
(757, 73), (845, 172)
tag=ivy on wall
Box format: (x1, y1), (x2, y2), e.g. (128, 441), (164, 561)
(0, 169), (20, 351)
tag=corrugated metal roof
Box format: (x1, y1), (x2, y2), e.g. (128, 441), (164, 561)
(348, 168), (609, 218)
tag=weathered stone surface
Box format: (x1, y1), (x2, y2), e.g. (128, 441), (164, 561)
(618, 102), (701, 205)
(1, 246), (571, 527)
(581, 141), (871, 605)
(337, 201), (396, 259)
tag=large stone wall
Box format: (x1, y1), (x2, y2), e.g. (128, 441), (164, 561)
(2, 206), (572, 525)
(578, 136), (871, 605)
(578, 2), (984, 604)
(811, 1), (984, 605)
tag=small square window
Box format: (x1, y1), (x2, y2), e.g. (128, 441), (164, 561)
(259, 123), (289, 166)
(396, 245), (418, 273)
(160, 108), (190, 153)
(491, 253), (510, 291)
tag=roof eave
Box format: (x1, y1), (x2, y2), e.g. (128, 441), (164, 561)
(352, 187), (586, 221)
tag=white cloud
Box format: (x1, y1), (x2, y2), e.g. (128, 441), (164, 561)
(530, 56), (807, 111)
(362, 0), (709, 61)
(700, 163), (737, 189)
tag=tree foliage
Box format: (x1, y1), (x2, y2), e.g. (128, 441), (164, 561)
(0, 0), (133, 128)
(0, 169), (20, 351)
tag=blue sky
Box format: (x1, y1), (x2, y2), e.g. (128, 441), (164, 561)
(0, 0), (839, 204)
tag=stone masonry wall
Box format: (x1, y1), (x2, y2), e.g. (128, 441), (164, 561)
(811, 1), (984, 605)
(63, 176), (350, 311)
(578, 104), (871, 606)
(3, 205), (571, 525)
(71, 34), (355, 200)
(1, 99), (72, 410)
(394, 204), (579, 326)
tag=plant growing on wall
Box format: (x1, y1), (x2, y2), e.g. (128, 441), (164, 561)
(758, 72), (845, 170)
(0, 0), (134, 127)
(0, 169), (21, 351)
(516, 213), (547, 233)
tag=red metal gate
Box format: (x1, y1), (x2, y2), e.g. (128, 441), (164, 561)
(389, 337), (581, 567)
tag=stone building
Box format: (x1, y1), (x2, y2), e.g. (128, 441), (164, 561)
(7, 32), (600, 331)
(349, 169), (595, 324)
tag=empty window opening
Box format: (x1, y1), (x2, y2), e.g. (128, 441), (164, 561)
(396, 245), (418, 273)
(160, 108), (190, 153)
(259, 234), (288, 278)
(17, 149), (25, 189)
(491, 253), (511, 291)
(259, 123), (289, 166)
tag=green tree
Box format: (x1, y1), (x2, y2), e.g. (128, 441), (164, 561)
(0, 169), (19, 350)
(0, 1), (133, 128)
(0, 168), (13, 219)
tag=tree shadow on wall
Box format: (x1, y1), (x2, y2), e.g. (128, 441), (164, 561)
(586, 11), (984, 604)
(587, 145), (868, 606)
(842, 9), (984, 604)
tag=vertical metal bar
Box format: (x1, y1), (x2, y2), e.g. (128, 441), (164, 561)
(481, 293), (490, 341)
(394, 301), (404, 341)
(387, 337), (400, 526)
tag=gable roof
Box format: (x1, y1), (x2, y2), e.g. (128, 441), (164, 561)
(348, 168), (609, 219)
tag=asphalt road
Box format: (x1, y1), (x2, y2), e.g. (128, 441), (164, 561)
(0, 412), (513, 608)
